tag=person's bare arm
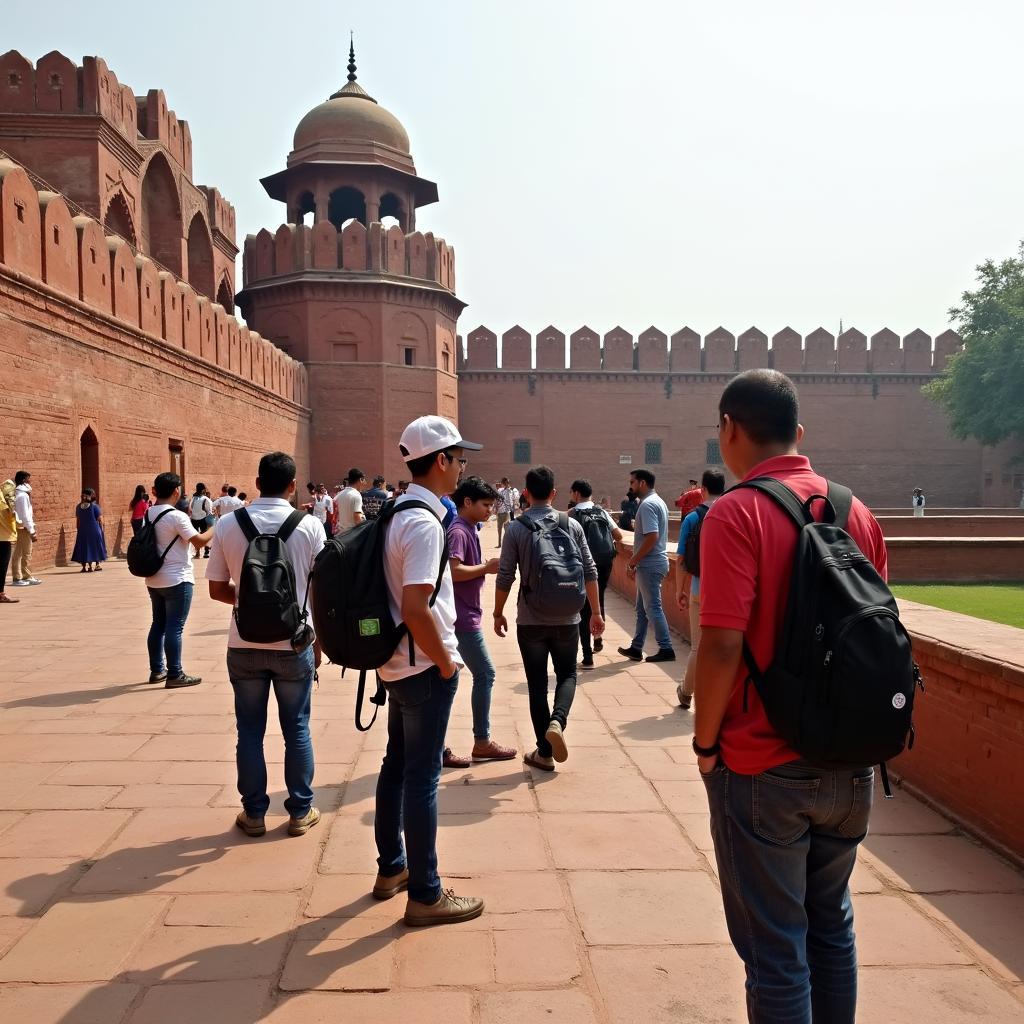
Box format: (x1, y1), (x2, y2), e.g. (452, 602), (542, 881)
(402, 583), (457, 677)
(450, 556), (499, 582)
(693, 626), (744, 772)
(189, 526), (214, 551)
(209, 580), (236, 606)
(493, 587), (511, 637)
(584, 579), (605, 635)
(628, 532), (657, 567)
(676, 565), (692, 609)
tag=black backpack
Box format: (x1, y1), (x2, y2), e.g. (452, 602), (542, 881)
(570, 506), (616, 565)
(736, 477), (922, 797)
(681, 503), (710, 576)
(520, 512), (586, 619)
(233, 508), (307, 643)
(310, 499), (448, 730)
(127, 508), (179, 578)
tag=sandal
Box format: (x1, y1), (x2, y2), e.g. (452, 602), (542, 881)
(80, 566), (87, 573)
(0, 594), (19, 604)
(523, 748), (556, 772)
(95, 565), (103, 571)
(85, 565), (92, 572)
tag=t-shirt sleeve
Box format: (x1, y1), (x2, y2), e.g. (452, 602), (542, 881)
(677, 510), (696, 555)
(204, 522), (230, 582)
(637, 500), (658, 536)
(447, 523), (471, 565)
(698, 501), (758, 632)
(402, 516), (445, 587)
(173, 510), (199, 542)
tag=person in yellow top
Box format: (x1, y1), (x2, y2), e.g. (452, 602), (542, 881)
(0, 478), (20, 604)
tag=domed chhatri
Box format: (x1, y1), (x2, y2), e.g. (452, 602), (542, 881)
(289, 40), (413, 171)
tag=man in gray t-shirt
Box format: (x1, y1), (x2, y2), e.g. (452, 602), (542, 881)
(494, 465), (603, 773)
(618, 468), (675, 663)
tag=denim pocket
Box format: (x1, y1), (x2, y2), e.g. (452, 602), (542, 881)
(837, 770), (875, 839)
(752, 766), (820, 845)
(388, 670), (433, 709)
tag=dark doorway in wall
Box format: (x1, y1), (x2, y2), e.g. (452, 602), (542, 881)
(169, 439), (185, 492)
(80, 426), (99, 499)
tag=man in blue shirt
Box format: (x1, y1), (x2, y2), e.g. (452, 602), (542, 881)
(674, 468), (726, 708)
(617, 468), (674, 663)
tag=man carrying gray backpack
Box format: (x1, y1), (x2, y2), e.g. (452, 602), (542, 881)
(493, 466), (604, 772)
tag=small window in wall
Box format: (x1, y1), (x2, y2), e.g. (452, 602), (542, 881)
(403, 347), (415, 366)
(442, 350), (451, 372)
(513, 439), (532, 464)
(644, 440), (662, 465)
(706, 439), (722, 465)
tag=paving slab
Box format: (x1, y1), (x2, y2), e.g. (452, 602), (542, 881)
(0, 982), (139, 1024)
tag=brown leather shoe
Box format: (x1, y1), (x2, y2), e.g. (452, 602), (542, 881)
(287, 806), (321, 836)
(235, 811), (266, 837)
(471, 738), (517, 762)
(373, 867), (410, 900)
(404, 888), (484, 927)
(442, 748), (472, 768)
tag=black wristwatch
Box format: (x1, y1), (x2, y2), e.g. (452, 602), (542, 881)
(692, 737), (721, 757)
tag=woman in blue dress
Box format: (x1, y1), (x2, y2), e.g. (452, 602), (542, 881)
(71, 489), (108, 572)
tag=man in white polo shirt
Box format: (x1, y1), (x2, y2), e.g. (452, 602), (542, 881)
(373, 415), (486, 927)
(206, 451), (326, 839)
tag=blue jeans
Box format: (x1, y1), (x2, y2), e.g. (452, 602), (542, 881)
(632, 563), (672, 651)
(227, 646), (315, 819)
(456, 630), (495, 740)
(702, 760), (874, 1024)
(147, 582), (194, 677)
(375, 665), (459, 903)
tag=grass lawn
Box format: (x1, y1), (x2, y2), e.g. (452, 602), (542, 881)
(892, 583), (1024, 629)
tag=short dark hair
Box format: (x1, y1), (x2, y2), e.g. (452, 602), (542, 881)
(500, 477), (510, 485)
(525, 465), (555, 501)
(720, 369), (799, 445)
(373, 475), (385, 487)
(14, 470), (30, 485)
(258, 451), (296, 496)
(570, 478), (593, 498)
(702, 468), (726, 496)
(452, 476), (500, 508)
(227, 486), (237, 497)
(153, 472), (181, 500)
(405, 450), (443, 479)
(347, 468), (365, 484)
(689, 479), (698, 486)
(630, 468), (655, 488)
(82, 488), (96, 501)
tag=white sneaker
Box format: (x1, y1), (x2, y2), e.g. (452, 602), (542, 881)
(11, 580), (31, 587)
(26, 578), (43, 585)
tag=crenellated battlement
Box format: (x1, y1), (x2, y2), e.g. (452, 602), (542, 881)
(0, 157), (304, 407)
(241, 220), (456, 292)
(459, 324), (963, 375)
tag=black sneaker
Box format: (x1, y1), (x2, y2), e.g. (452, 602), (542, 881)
(166, 674), (202, 689)
(593, 637), (603, 653)
(617, 646), (644, 661)
(148, 671), (168, 684)
(646, 649), (676, 663)
(580, 656), (595, 670)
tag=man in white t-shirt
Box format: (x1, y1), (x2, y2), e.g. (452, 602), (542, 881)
(206, 451), (326, 839)
(374, 415), (485, 928)
(336, 468), (367, 534)
(144, 472), (215, 688)
(312, 485), (334, 539)
(213, 486), (245, 517)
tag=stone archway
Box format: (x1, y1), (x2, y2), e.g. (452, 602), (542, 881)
(185, 212), (215, 299)
(103, 192), (136, 247)
(140, 153), (182, 274)
(216, 275), (234, 314)
(80, 426), (100, 498)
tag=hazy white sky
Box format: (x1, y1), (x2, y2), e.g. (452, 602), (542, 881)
(7, 0), (1023, 339)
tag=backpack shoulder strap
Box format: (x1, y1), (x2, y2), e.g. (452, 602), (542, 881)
(150, 507), (176, 528)
(695, 503), (710, 522)
(519, 514), (541, 533)
(732, 477), (809, 531)
(558, 511), (570, 534)
(276, 509), (306, 543)
(234, 507), (258, 543)
(826, 481), (853, 530)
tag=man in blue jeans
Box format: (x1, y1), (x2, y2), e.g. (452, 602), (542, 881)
(695, 370), (888, 1022)
(206, 451), (326, 838)
(618, 467), (675, 663)
(374, 415), (485, 927)
(143, 473), (215, 688)
(444, 475), (516, 765)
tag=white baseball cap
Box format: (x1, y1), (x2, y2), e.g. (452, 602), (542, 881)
(399, 415), (483, 462)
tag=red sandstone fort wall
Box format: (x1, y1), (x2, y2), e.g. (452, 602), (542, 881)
(0, 158), (309, 568)
(457, 325), (1023, 509)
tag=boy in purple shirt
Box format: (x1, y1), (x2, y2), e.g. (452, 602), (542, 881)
(444, 477), (517, 765)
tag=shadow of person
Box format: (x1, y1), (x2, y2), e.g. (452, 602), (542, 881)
(616, 710), (692, 744)
(55, 523), (68, 567)
(1, 681), (154, 710)
(53, 896), (399, 1023)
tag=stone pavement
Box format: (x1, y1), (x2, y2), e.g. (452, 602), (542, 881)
(0, 521), (1022, 1023)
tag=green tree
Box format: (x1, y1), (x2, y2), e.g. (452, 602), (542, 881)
(924, 242), (1024, 446)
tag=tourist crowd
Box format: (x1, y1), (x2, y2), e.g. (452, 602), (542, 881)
(1, 369), (912, 1022)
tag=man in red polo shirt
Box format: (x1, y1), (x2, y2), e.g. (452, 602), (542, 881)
(675, 478), (702, 515)
(694, 369), (886, 1024)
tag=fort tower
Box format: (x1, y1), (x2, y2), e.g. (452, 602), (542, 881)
(237, 42), (464, 485)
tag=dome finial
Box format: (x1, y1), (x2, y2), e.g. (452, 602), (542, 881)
(347, 33), (357, 83)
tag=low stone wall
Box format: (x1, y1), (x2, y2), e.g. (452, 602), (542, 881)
(872, 507), (1023, 517)
(879, 516), (1024, 538)
(607, 540), (1024, 862)
(886, 538), (1024, 582)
